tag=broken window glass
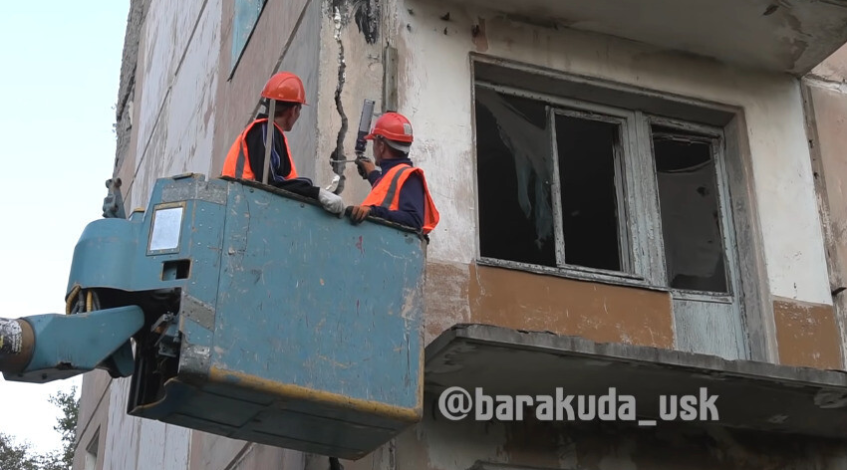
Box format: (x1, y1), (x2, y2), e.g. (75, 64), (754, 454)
(651, 126), (728, 293)
(555, 113), (624, 272)
(475, 87), (556, 267)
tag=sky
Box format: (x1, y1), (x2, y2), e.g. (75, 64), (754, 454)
(0, 1), (131, 455)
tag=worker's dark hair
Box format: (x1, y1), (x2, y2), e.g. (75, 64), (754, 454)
(264, 99), (301, 118)
(389, 146), (408, 159)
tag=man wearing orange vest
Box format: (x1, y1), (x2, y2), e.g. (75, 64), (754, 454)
(222, 71), (345, 215)
(348, 112), (440, 235)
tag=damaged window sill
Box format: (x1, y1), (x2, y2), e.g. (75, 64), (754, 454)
(476, 257), (669, 294)
(475, 258), (737, 303)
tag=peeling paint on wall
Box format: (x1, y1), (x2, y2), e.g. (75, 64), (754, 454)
(774, 296), (842, 369)
(330, 0), (381, 44)
(353, 0), (381, 44)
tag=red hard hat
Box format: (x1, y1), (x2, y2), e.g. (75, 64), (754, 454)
(365, 112), (414, 144)
(261, 72), (307, 104)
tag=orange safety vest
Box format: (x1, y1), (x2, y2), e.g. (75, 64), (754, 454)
(221, 118), (299, 181)
(361, 163), (440, 235)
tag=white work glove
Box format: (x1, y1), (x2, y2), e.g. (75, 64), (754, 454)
(318, 189), (345, 215)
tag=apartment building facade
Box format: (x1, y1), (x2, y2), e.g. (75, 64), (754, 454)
(74, 0), (847, 468)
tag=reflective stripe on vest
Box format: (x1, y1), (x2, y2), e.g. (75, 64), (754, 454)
(361, 163), (440, 235)
(379, 166), (412, 208)
(221, 118), (299, 180)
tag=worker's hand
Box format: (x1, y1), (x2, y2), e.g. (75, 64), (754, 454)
(348, 205), (371, 224)
(318, 189), (345, 216)
(355, 157), (376, 179)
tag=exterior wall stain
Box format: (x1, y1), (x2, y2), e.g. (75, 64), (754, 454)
(424, 261), (471, 345)
(472, 18), (488, 52)
(424, 261), (674, 349)
(330, 0), (381, 44)
(469, 264), (674, 348)
(774, 296), (842, 369)
(354, 0), (381, 44)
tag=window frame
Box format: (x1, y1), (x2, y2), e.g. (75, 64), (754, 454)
(468, 54), (774, 363)
(230, 0), (270, 77)
(548, 106), (634, 276)
(84, 428), (100, 470)
(472, 80), (741, 301)
(645, 115), (740, 304)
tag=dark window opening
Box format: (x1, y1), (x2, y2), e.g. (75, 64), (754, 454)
(556, 114), (623, 271)
(475, 87), (556, 267)
(652, 126), (728, 293)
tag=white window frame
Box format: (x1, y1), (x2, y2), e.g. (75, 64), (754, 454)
(472, 81), (742, 303)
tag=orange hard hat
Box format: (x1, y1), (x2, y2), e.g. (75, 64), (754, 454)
(261, 71), (307, 104)
(365, 112), (414, 150)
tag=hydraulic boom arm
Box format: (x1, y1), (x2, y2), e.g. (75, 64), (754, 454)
(0, 307), (144, 383)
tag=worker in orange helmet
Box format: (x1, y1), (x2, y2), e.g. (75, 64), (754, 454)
(221, 71), (345, 214)
(349, 112), (440, 235)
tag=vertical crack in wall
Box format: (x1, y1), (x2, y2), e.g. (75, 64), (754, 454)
(331, 5), (349, 195)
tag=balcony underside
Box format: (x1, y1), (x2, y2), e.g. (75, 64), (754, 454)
(425, 324), (847, 439)
(446, 0), (847, 75)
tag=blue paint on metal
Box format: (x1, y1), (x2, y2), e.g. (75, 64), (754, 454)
(3, 306), (144, 383)
(101, 340), (135, 377)
(211, 180), (424, 401)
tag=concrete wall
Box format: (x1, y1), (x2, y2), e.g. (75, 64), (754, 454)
(124, 0), (221, 209)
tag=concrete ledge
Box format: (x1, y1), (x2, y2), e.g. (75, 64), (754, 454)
(430, 0), (847, 75)
(425, 324), (847, 438)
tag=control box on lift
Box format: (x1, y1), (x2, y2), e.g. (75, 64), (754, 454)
(1, 173), (427, 461)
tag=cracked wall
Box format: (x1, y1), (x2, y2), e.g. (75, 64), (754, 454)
(315, 0), (387, 203)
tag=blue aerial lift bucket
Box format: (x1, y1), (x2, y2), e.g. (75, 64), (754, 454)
(0, 173), (427, 460)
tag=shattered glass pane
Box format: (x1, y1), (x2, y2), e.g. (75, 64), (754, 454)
(475, 87), (556, 267)
(652, 126), (728, 293)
